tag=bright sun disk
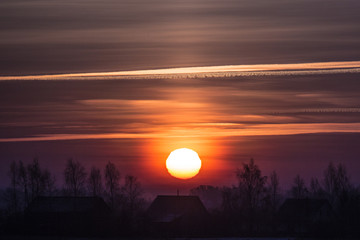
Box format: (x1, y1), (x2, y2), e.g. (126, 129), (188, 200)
(166, 148), (202, 179)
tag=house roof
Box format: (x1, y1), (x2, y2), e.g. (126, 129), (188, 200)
(278, 198), (332, 221)
(27, 196), (110, 214)
(147, 195), (208, 222)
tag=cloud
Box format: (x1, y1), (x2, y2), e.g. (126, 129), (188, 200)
(1, 61), (360, 144)
(1, 61), (360, 80)
(1, 0), (360, 192)
(1, 0), (360, 75)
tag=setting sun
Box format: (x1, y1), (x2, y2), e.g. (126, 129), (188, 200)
(166, 148), (202, 179)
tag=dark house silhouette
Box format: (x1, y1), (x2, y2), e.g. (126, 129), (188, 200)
(278, 198), (335, 235)
(146, 195), (208, 236)
(25, 196), (111, 235)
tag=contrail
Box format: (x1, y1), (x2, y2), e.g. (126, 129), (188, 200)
(1, 61), (360, 81)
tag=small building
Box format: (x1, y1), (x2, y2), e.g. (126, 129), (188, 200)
(26, 196), (111, 235)
(146, 195), (208, 236)
(278, 198), (335, 234)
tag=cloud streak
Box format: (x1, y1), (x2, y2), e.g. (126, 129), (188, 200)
(1, 61), (359, 81)
(1, 67), (360, 143)
(1, 0), (359, 75)
(1, 123), (360, 143)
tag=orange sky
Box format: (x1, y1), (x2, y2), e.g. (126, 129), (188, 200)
(1, 63), (360, 193)
(1, 0), (360, 195)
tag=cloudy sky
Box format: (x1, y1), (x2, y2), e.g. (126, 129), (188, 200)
(1, 0), (359, 75)
(0, 0), (360, 194)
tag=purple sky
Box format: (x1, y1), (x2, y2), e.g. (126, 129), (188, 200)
(1, 69), (360, 194)
(0, 0), (360, 195)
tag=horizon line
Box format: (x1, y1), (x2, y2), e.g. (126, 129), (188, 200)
(1, 60), (360, 81)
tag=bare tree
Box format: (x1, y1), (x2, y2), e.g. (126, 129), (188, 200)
(310, 177), (323, 198)
(41, 169), (56, 196)
(64, 158), (87, 196)
(5, 159), (55, 212)
(27, 158), (42, 200)
(268, 171), (281, 211)
(323, 162), (351, 205)
(236, 158), (267, 211)
(17, 161), (29, 207)
(235, 158), (267, 233)
(291, 174), (308, 199)
(88, 166), (103, 197)
(121, 175), (144, 217)
(27, 158), (56, 200)
(7, 161), (19, 212)
(105, 161), (120, 209)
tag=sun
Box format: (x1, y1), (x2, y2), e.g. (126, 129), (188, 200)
(166, 148), (202, 179)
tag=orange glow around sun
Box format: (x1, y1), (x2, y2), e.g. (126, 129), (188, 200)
(142, 136), (227, 185)
(166, 148), (202, 179)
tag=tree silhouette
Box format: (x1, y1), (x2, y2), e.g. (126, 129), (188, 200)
(121, 175), (144, 219)
(324, 162), (351, 206)
(8, 161), (19, 213)
(236, 158), (267, 211)
(5, 159), (55, 213)
(268, 171), (281, 212)
(41, 168), (56, 196)
(236, 158), (267, 233)
(27, 158), (55, 199)
(17, 161), (29, 207)
(27, 159), (42, 200)
(309, 177), (323, 199)
(64, 159), (87, 196)
(105, 161), (120, 209)
(291, 174), (308, 199)
(88, 166), (103, 197)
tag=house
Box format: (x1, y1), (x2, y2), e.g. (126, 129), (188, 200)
(25, 196), (111, 235)
(277, 198), (335, 234)
(146, 195), (208, 236)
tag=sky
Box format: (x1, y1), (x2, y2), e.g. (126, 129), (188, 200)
(0, 0), (360, 194)
(1, 0), (360, 75)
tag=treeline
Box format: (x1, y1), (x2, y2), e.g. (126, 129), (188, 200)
(190, 159), (360, 237)
(1, 158), (360, 237)
(2, 158), (145, 216)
